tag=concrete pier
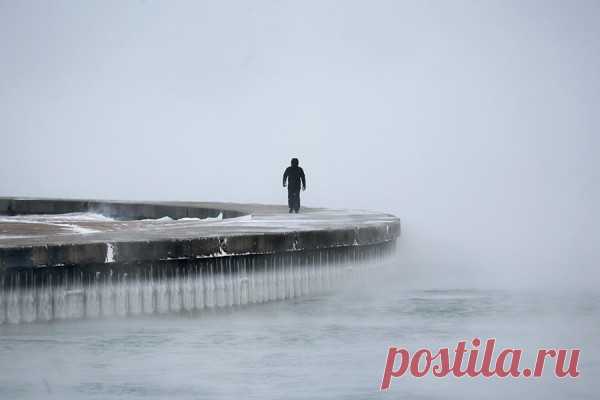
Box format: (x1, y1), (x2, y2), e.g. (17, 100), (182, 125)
(0, 197), (400, 323)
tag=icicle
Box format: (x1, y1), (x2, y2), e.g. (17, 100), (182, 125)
(85, 273), (100, 319)
(156, 269), (169, 314)
(240, 257), (248, 306)
(53, 274), (68, 320)
(269, 256), (277, 302)
(129, 272), (142, 316)
(66, 273), (84, 320)
(7, 275), (20, 324)
(276, 255), (284, 300)
(293, 257), (301, 298)
(215, 258), (226, 308)
(205, 261), (216, 309)
(231, 258), (241, 307)
(249, 257), (257, 304)
(194, 264), (205, 310)
(183, 268), (195, 312)
(38, 274), (53, 322)
(169, 268), (182, 313)
(257, 258), (265, 303)
(225, 258), (234, 307)
(21, 273), (36, 323)
(142, 266), (155, 314)
(0, 285), (5, 325)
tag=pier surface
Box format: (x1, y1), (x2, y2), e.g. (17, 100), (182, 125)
(0, 198), (400, 270)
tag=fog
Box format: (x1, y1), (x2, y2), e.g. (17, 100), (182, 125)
(1, 0), (599, 289)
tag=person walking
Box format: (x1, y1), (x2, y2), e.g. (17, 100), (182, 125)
(282, 158), (306, 213)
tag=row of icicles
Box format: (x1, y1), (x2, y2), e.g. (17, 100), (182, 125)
(0, 248), (388, 324)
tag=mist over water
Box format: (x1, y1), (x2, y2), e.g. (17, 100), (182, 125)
(1, 0), (599, 398)
(0, 260), (598, 399)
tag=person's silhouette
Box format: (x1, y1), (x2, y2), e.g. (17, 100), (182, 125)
(282, 158), (306, 213)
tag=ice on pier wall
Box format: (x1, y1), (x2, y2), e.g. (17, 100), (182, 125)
(0, 242), (394, 324)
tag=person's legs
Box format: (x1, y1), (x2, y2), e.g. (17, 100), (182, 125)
(293, 192), (300, 213)
(288, 190), (294, 213)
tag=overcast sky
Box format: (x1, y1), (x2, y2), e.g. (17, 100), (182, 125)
(1, 0), (598, 288)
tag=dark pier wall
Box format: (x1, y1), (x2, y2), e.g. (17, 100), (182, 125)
(0, 198), (400, 271)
